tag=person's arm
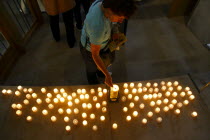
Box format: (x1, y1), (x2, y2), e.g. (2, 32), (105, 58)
(91, 43), (113, 87)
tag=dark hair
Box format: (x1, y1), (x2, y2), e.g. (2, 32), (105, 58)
(102, 0), (137, 18)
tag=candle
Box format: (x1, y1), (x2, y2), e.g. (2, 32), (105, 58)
(16, 110), (22, 116)
(143, 95), (148, 100)
(156, 100), (162, 105)
(155, 107), (160, 113)
(90, 114), (95, 119)
(66, 108), (72, 114)
(132, 88), (137, 94)
(103, 89), (108, 94)
(129, 102), (134, 108)
(67, 95), (72, 100)
(168, 87), (173, 92)
(102, 101), (107, 106)
(143, 87), (147, 92)
(138, 88), (143, 93)
(150, 101), (155, 107)
(187, 91), (192, 96)
(41, 88), (46, 93)
(11, 104), (16, 109)
(172, 99), (177, 105)
(139, 103), (145, 109)
(180, 92), (186, 97)
(132, 111), (138, 117)
(112, 123), (118, 129)
(93, 96), (97, 102)
(45, 98), (51, 103)
(60, 88), (65, 93)
(23, 88), (27, 93)
(121, 96), (126, 102)
(80, 95), (85, 100)
(82, 89), (86, 94)
(126, 116), (131, 121)
(146, 82), (151, 87)
(173, 81), (179, 86)
(63, 93), (68, 98)
(74, 98), (80, 104)
(36, 98), (42, 104)
(28, 88), (33, 93)
(82, 103), (87, 109)
(68, 101), (73, 107)
(47, 93), (52, 98)
(87, 103), (92, 109)
(77, 89), (82, 94)
(157, 93), (162, 98)
(17, 85), (23, 90)
(161, 86), (166, 91)
(163, 98), (169, 104)
(32, 93), (37, 98)
(128, 94), (132, 99)
(96, 103), (101, 109)
(90, 89), (95, 94)
(160, 81), (165, 86)
(153, 83), (158, 87)
(72, 92), (77, 98)
(23, 99), (29, 105)
(2, 89), (7, 94)
(177, 102), (183, 108)
(51, 116), (57, 122)
(53, 88), (58, 94)
(156, 117), (162, 123)
(48, 104), (54, 109)
(17, 104), (22, 109)
(147, 111), (153, 117)
(174, 109), (180, 115)
(185, 87), (190, 91)
(25, 94), (31, 99)
(130, 83), (134, 88)
(148, 88), (153, 93)
(82, 113), (87, 118)
(191, 111), (198, 117)
(15, 91), (21, 96)
(98, 87), (102, 92)
(100, 116), (105, 121)
(110, 84), (119, 101)
(167, 82), (172, 87)
(74, 108), (79, 114)
(148, 94), (152, 100)
(172, 92), (178, 97)
(123, 83), (128, 88)
(64, 116), (70, 122)
(58, 108), (64, 114)
(32, 106), (38, 112)
(92, 125), (98, 131)
(189, 95), (195, 100)
(65, 126), (71, 132)
(98, 92), (103, 97)
(123, 107), (128, 112)
(177, 86), (182, 91)
(26, 116), (32, 122)
(83, 120), (88, 126)
(163, 106), (169, 112)
(183, 100), (189, 105)
(56, 94), (61, 99)
(85, 94), (89, 99)
(142, 118), (147, 124)
(154, 88), (159, 93)
(102, 107), (107, 113)
(42, 109), (48, 115)
(165, 91), (171, 97)
(134, 96), (139, 101)
(169, 104), (174, 109)
(73, 119), (78, 125)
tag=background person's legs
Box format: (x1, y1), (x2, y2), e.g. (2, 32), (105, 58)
(49, 14), (60, 41)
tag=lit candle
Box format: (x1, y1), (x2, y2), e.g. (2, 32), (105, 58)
(96, 103), (101, 109)
(100, 116), (105, 121)
(26, 116), (32, 122)
(146, 82), (151, 87)
(153, 93), (158, 99)
(129, 102), (134, 108)
(153, 83), (158, 87)
(102, 101), (107, 106)
(74, 98), (80, 104)
(173, 81), (179, 86)
(98, 92), (103, 97)
(147, 111), (153, 117)
(168, 87), (173, 92)
(174, 109), (180, 115)
(121, 96), (126, 102)
(80, 94), (85, 100)
(172, 99), (177, 105)
(165, 91), (171, 97)
(51, 116), (57, 122)
(134, 96), (139, 101)
(82, 89), (86, 94)
(32, 106), (38, 112)
(148, 94), (152, 100)
(74, 108), (79, 114)
(139, 103), (145, 109)
(83, 120), (88, 126)
(68, 101), (73, 107)
(67, 95), (72, 100)
(65, 126), (71, 132)
(148, 88), (153, 93)
(102, 107), (107, 113)
(93, 96), (97, 102)
(180, 92), (186, 97)
(112, 123), (118, 129)
(73, 119), (78, 125)
(163, 106), (169, 112)
(128, 94), (132, 99)
(82, 103), (87, 109)
(156, 117), (162, 123)
(23, 99), (29, 105)
(90, 114), (95, 119)
(123, 83), (128, 88)
(172, 92), (178, 97)
(110, 84), (119, 101)
(23, 88), (27, 93)
(92, 125), (98, 131)
(157, 93), (162, 98)
(156, 100), (162, 105)
(77, 89), (82, 94)
(154, 88), (159, 93)
(138, 88), (142, 93)
(150, 101), (155, 107)
(63, 93), (68, 98)
(32, 93), (37, 98)
(177, 86), (182, 91)
(143, 87), (147, 92)
(11, 104), (16, 109)
(16, 104), (22, 109)
(60, 88), (65, 93)
(160, 81), (165, 86)
(132, 111), (138, 117)
(167, 82), (172, 87)
(16, 110), (22, 116)
(66, 108), (72, 114)
(155, 107), (160, 113)
(142, 118), (147, 124)
(17, 85), (23, 90)
(130, 83), (134, 88)
(143, 95), (148, 100)
(191, 111), (198, 117)
(26, 94), (31, 99)
(161, 86), (166, 91)
(45, 98), (51, 103)
(2, 89), (7, 94)
(56, 94), (61, 99)
(189, 95), (195, 100)
(87, 103), (92, 109)
(42, 110), (48, 115)
(58, 108), (64, 114)
(123, 107), (128, 112)
(187, 91), (192, 96)
(15, 91), (21, 96)
(64, 116), (70, 122)
(98, 87), (102, 92)
(72, 92), (77, 98)
(103, 89), (108, 94)
(28, 88), (33, 93)
(126, 116), (131, 121)
(169, 104), (174, 109)
(183, 100), (189, 105)
(132, 88), (137, 94)
(48, 104), (54, 109)
(47, 93), (52, 98)
(185, 87), (190, 91)
(90, 89), (95, 94)
(41, 88), (46, 93)
(85, 94), (89, 99)
(82, 113), (87, 118)
(53, 88), (58, 94)
(36, 98), (42, 104)
(177, 102), (183, 108)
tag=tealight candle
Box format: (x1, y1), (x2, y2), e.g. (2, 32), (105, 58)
(132, 88), (137, 94)
(56, 94), (61, 99)
(63, 93), (68, 98)
(36, 98), (42, 104)
(147, 111), (153, 117)
(173, 81), (179, 86)
(96, 103), (101, 109)
(32, 106), (38, 112)
(187, 91), (192, 95)
(58, 108), (64, 114)
(82, 113), (87, 118)
(98, 87), (102, 92)
(15, 91), (21, 96)
(26, 116), (32, 122)
(74, 98), (80, 104)
(154, 88), (159, 93)
(156, 100), (162, 105)
(85, 94), (89, 99)
(143, 87), (147, 92)
(126, 116), (131, 121)
(142, 118), (147, 124)
(102, 107), (107, 113)
(28, 88), (33, 93)
(90, 89), (95, 94)
(2, 89), (7, 94)
(48, 104), (54, 109)
(66, 108), (72, 114)
(47, 93), (52, 98)
(165, 91), (171, 97)
(32, 93), (37, 98)
(148, 94), (152, 100)
(150, 101), (155, 107)
(68, 101), (73, 107)
(180, 92), (186, 97)
(163, 98), (169, 104)
(177, 102), (183, 108)
(134, 96), (139, 101)
(139, 103), (145, 109)
(64, 116), (70, 122)
(42, 110), (48, 115)
(90, 114), (95, 119)
(93, 96), (97, 102)
(87, 103), (92, 109)
(157, 93), (162, 98)
(77, 89), (82, 94)
(23, 88), (27, 93)
(155, 107), (160, 113)
(16, 104), (22, 109)
(167, 82), (172, 87)
(67, 95), (72, 100)
(172, 92), (178, 97)
(82, 103), (87, 109)
(123, 83), (128, 88)
(83, 120), (88, 126)
(17, 85), (23, 90)
(191, 111), (198, 117)
(26, 94), (31, 99)
(60, 88), (65, 93)
(156, 117), (162, 123)
(161, 86), (166, 91)
(92, 125), (98, 131)
(128, 94), (132, 99)
(146, 82), (151, 87)
(121, 96), (126, 102)
(160, 81), (165, 86)
(23, 99), (29, 105)
(73, 119), (78, 125)
(102, 101), (107, 106)
(168, 87), (173, 92)
(72, 92), (77, 98)
(177, 86), (182, 91)
(148, 88), (153, 93)
(163, 106), (169, 112)
(74, 108), (79, 114)
(82, 89), (86, 94)
(138, 88), (142, 93)
(51, 116), (57, 122)
(130, 83), (134, 88)
(183, 100), (189, 105)
(100, 116), (105, 121)
(169, 104), (174, 109)
(174, 109), (180, 115)
(98, 92), (103, 97)
(129, 102), (134, 108)
(123, 107), (128, 112)
(172, 99), (177, 105)
(41, 88), (46, 93)
(80, 94), (85, 100)
(112, 123), (118, 129)
(11, 104), (16, 109)
(185, 87), (190, 91)
(132, 111), (138, 117)
(143, 95), (148, 100)
(189, 95), (195, 100)
(65, 126), (71, 131)
(53, 88), (58, 94)
(45, 98), (51, 103)
(16, 110), (22, 116)
(103, 89), (108, 94)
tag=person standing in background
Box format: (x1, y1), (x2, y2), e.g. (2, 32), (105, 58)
(42, 0), (76, 48)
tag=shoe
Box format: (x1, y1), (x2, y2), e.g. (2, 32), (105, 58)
(67, 36), (76, 48)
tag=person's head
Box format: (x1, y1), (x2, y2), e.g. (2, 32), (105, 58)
(102, 0), (137, 23)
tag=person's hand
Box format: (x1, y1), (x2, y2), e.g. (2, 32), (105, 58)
(105, 74), (113, 87)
